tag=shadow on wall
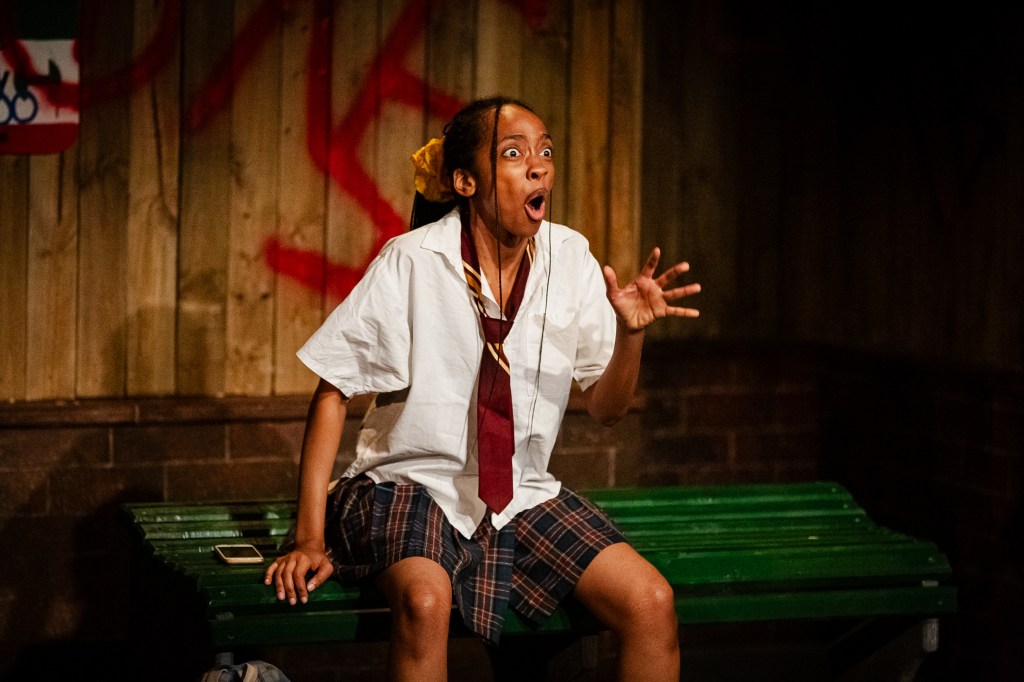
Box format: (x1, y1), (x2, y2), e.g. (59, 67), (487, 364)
(0, 490), (152, 680)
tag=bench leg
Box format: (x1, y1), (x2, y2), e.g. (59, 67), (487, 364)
(833, 618), (940, 682)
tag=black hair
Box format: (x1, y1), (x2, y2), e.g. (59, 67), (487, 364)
(410, 95), (535, 229)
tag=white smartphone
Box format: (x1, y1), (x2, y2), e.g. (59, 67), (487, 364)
(214, 544), (264, 565)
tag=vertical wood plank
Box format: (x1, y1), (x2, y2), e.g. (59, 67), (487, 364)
(127, 0), (181, 396)
(0, 156), (29, 400)
(375, 0), (427, 237)
(326, 0), (381, 298)
(607, 0), (642, 277)
(425, 0), (475, 123)
(567, 0), (610, 260)
(641, 0), (732, 340)
(475, 0), (523, 99)
(521, 1), (570, 226)
(178, 0), (233, 395)
(26, 152), (78, 400)
(225, 0), (281, 396)
(274, 0), (325, 395)
(76, 0), (132, 396)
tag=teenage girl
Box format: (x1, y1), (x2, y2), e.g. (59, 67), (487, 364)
(265, 96), (701, 681)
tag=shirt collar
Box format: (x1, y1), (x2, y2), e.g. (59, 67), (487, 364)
(419, 208), (567, 311)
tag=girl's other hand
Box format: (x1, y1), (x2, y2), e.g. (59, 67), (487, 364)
(263, 544), (335, 605)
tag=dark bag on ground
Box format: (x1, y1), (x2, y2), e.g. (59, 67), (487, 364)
(198, 660), (291, 682)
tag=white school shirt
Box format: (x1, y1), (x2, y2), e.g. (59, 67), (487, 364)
(297, 209), (616, 538)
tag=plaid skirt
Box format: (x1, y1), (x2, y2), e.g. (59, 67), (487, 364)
(323, 475), (626, 644)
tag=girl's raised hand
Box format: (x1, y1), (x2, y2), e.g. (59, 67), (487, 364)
(602, 247), (700, 332)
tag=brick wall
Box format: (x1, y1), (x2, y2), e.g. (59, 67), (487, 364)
(3, 342), (1016, 679)
(819, 351), (1024, 681)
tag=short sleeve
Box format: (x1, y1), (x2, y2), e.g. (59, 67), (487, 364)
(296, 241), (412, 397)
(572, 253), (616, 391)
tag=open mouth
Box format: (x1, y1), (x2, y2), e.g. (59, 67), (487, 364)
(525, 190), (547, 221)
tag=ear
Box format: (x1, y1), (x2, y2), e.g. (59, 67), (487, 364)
(452, 168), (476, 198)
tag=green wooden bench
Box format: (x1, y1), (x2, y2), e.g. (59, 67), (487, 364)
(121, 481), (956, 679)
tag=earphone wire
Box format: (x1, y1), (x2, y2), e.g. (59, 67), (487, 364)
(524, 199), (552, 446)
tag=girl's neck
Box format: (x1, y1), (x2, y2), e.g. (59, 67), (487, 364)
(463, 207), (528, 313)
(466, 209), (528, 273)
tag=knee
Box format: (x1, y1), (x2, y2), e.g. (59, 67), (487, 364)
(625, 577), (678, 639)
(393, 579), (452, 634)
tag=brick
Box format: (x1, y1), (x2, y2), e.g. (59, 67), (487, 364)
(732, 355), (820, 389)
(112, 423), (225, 463)
(50, 465), (165, 514)
(0, 467), (49, 514)
(772, 459), (821, 482)
(0, 427), (109, 468)
(549, 447), (614, 488)
(640, 344), (735, 388)
(639, 392), (686, 428)
(229, 420), (305, 460)
(555, 414), (622, 450)
(646, 432), (729, 463)
(686, 392), (771, 428)
(165, 460), (298, 501)
(733, 431), (820, 463)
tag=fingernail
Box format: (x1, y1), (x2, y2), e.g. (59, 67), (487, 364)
(289, 597), (296, 605)
(300, 596), (308, 604)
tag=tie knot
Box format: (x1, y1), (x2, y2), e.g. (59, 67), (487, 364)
(481, 316), (509, 343)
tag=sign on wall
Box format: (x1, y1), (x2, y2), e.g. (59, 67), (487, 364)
(0, 0), (79, 154)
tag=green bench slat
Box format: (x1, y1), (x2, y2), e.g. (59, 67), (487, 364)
(122, 481), (956, 653)
(202, 585), (956, 650)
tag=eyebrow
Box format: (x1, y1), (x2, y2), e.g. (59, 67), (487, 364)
(501, 132), (553, 143)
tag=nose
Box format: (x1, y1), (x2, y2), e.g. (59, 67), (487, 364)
(528, 158), (548, 180)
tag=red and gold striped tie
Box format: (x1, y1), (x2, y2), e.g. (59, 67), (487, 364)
(461, 221), (534, 514)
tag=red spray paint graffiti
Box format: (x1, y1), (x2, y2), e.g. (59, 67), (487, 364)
(4, 0), (551, 299)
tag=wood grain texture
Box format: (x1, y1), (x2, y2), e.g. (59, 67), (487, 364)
(26, 152), (78, 400)
(127, 0), (181, 396)
(607, 0), (642, 277)
(521, 0), (570, 226)
(226, 0), (280, 395)
(325, 0), (380, 300)
(567, 0), (610, 262)
(177, 0), (233, 395)
(76, 0), (132, 396)
(0, 156), (29, 399)
(474, 0), (523, 100)
(274, 0), (326, 395)
(4, 0), (649, 400)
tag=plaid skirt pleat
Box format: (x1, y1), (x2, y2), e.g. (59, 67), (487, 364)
(323, 475), (625, 643)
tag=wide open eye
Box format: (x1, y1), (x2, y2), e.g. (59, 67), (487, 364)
(502, 147), (521, 158)
(540, 147), (553, 158)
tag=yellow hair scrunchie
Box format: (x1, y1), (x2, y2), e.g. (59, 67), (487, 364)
(410, 136), (453, 203)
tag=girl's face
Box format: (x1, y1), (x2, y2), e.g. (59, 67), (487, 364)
(465, 105), (554, 241)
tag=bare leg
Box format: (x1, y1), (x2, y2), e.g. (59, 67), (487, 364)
(375, 557), (453, 681)
(573, 543), (680, 681)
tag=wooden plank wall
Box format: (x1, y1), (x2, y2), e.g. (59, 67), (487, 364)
(0, 0), (644, 401)
(640, 0), (1024, 372)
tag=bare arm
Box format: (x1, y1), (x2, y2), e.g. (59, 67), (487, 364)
(583, 248), (701, 425)
(264, 378), (347, 604)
